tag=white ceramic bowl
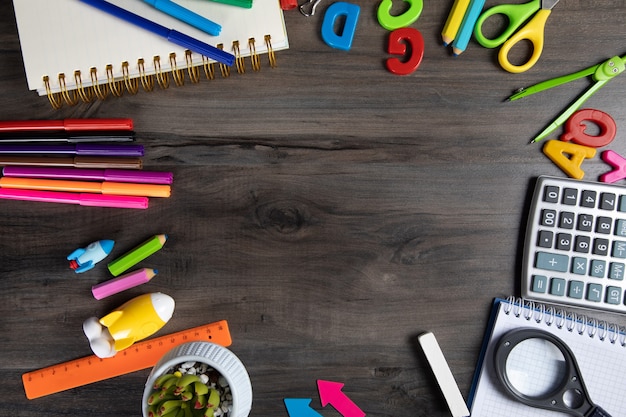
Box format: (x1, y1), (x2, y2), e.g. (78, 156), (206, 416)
(142, 342), (252, 417)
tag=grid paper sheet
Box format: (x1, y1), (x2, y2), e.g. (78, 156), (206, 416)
(468, 298), (626, 417)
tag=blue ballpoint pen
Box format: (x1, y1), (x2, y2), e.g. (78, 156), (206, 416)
(79, 0), (234, 66)
(142, 0), (221, 36)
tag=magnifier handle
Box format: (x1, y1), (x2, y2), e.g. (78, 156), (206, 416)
(587, 405), (613, 417)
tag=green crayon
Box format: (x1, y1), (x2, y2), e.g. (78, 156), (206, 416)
(107, 234), (168, 276)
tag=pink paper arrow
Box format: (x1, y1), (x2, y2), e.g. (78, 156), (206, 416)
(317, 380), (365, 417)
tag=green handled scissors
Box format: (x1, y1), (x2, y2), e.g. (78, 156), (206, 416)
(474, 0), (560, 73)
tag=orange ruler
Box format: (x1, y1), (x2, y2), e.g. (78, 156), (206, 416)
(22, 320), (232, 399)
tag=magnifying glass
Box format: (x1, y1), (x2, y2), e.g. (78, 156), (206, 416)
(494, 328), (612, 417)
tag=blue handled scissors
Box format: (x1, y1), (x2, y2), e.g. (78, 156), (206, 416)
(474, 0), (560, 73)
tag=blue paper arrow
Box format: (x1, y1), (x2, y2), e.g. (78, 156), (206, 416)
(284, 398), (324, 417)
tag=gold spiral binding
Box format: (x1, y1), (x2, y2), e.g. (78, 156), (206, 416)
(185, 50), (200, 83)
(137, 58), (155, 92)
(217, 44), (231, 78)
(58, 73), (79, 106)
(122, 61), (139, 95)
(169, 53), (185, 87)
(265, 35), (277, 68)
(249, 38), (261, 72)
(43, 76), (63, 109)
(106, 64), (124, 97)
(153, 56), (170, 89)
(90, 67), (108, 101)
(233, 41), (245, 74)
(202, 56), (215, 80)
(74, 70), (93, 103)
(43, 33), (279, 108)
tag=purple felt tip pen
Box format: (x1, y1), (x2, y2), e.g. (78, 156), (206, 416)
(0, 143), (144, 157)
(2, 166), (173, 184)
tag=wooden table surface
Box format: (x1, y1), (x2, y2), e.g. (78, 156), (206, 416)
(1, 1), (625, 416)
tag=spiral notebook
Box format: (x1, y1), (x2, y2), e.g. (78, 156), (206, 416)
(12, 0), (289, 108)
(468, 297), (626, 417)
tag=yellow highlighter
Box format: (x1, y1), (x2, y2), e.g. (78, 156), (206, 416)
(0, 177), (170, 197)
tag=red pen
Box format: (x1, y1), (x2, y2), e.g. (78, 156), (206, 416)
(0, 119), (133, 132)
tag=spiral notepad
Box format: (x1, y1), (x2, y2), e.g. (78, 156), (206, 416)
(468, 297), (626, 417)
(12, 0), (289, 109)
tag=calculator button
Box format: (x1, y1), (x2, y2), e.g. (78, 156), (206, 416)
(550, 278), (566, 296)
(531, 275), (548, 293)
(568, 281), (585, 299)
(586, 283), (603, 302)
(615, 219), (626, 236)
(559, 212), (575, 229)
(619, 195), (626, 212)
(562, 188), (578, 205)
(571, 257), (588, 275)
(556, 233), (572, 251)
(596, 216), (612, 234)
(609, 262), (625, 280)
(612, 241), (626, 258)
(541, 209), (557, 227)
(537, 231), (553, 248)
(577, 214), (593, 232)
(600, 193), (616, 210)
(544, 186), (559, 203)
(593, 238), (609, 256)
(606, 286), (622, 305)
(574, 236), (590, 253)
(536, 252), (569, 272)
(590, 260), (606, 278)
(581, 190), (597, 208)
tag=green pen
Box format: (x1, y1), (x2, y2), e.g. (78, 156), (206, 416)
(206, 0), (253, 8)
(107, 234), (168, 276)
(506, 54), (626, 143)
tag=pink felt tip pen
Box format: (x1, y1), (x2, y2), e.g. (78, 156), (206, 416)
(91, 268), (158, 300)
(0, 188), (149, 209)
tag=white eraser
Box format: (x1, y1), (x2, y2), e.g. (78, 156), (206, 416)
(418, 332), (470, 417)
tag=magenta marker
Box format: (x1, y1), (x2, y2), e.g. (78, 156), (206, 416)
(2, 166), (173, 184)
(91, 268), (158, 300)
(0, 189), (149, 209)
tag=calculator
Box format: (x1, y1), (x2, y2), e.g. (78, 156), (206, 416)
(522, 176), (626, 314)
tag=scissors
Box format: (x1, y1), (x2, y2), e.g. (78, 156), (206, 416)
(474, 0), (560, 73)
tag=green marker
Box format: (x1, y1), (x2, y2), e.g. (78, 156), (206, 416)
(206, 0), (252, 8)
(107, 234), (168, 276)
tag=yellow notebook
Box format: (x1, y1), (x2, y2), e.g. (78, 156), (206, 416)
(12, 0), (289, 108)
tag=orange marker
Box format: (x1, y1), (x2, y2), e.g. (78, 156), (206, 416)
(22, 320), (232, 399)
(0, 177), (170, 197)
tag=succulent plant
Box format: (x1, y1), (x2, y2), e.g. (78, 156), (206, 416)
(146, 363), (231, 417)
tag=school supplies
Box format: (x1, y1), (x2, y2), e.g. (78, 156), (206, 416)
(107, 234), (168, 276)
(0, 143), (143, 157)
(0, 177), (171, 198)
(141, 0), (222, 36)
(12, 0), (289, 108)
(91, 268), (158, 299)
(474, 0), (559, 73)
(441, 0), (471, 46)
(78, 0), (233, 66)
(450, 0), (486, 56)
(0, 156), (142, 169)
(22, 320), (232, 399)
(0, 118), (133, 132)
(468, 297), (625, 416)
(418, 332), (470, 417)
(507, 54), (626, 143)
(522, 176), (626, 313)
(0, 189), (149, 209)
(3, 166), (173, 184)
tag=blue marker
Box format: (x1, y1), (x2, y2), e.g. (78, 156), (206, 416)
(79, 0), (234, 66)
(142, 0), (221, 36)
